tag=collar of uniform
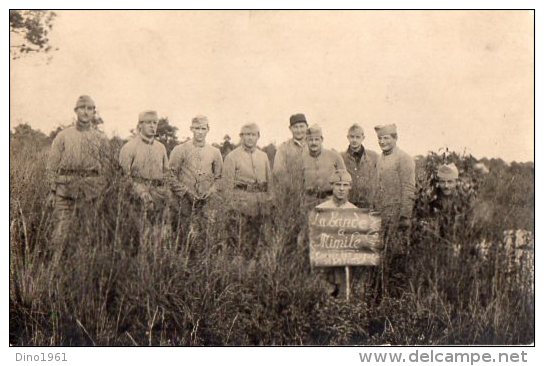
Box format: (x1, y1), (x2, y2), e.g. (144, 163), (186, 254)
(75, 120), (92, 131)
(292, 138), (306, 148)
(243, 145), (256, 153)
(332, 197), (348, 207)
(382, 146), (397, 156)
(348, 145), (365, 159)
(192, 139), (205, 148)
(309, 149), (322, 158)
(139, 133), (155, 145)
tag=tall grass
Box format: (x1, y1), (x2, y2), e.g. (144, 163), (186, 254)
(9, 141), (534, 345)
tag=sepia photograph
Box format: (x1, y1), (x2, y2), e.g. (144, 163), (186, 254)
(9, 8), (534, 351)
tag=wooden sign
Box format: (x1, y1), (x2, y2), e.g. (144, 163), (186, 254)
(308, 208), (383, 267)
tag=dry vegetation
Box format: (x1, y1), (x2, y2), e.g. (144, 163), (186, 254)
(9, 132), (534, 345)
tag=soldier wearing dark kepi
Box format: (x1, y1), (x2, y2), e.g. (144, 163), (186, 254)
(273, 113), (308, 191)
(46, 95), (109, 247)
(169, 115), (223, 244)
(119, 110), (171, 246)
(374, 123), (415, 294)
(222, 123), (273, 258)
(341, 124), (379, 209)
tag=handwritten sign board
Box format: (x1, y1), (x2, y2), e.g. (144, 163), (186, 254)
(308, 208), (383, 267)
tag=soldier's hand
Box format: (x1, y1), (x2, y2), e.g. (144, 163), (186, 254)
(45, 192), (56, 209)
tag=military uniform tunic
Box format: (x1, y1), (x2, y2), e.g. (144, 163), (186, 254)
(47, 122), (109, 246)
(341, 146), (378, 209)
(169, 140), (223, 199)
(273, 138), (307, 188)
(119, 134), (171, 244)
(375, 146), (415, 221)
(222, 145), (272, 217)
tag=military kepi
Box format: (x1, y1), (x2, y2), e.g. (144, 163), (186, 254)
(307, 124), (323, 137)
(437, 163), (459, 180)
(75, 95), (95, 110)
(290, 113), (308, 127)
(329, 169), (352, 184)
(138, 110), (158, 122)
(192, 115), (209, 128)
(374, 124), (397, 137)
(240, 123), (260, 135)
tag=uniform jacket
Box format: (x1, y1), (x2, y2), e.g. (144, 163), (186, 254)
(302, 148), (346, 193)
(119, 134), (170, 208)
(375, 146), (415, 219)
(273, 138), (307, 188)
(222, 145), (272, 216)
(316, 199), (358, 209)
(47, 122), (109, 200)
(169, 140), (223, 199)
(341, 146), (378, 208)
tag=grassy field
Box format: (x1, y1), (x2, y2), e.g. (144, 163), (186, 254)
(9, 137), (534, 345)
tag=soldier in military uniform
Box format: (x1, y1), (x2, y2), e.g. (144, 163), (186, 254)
(222, 123), (273, 258)
(302, 124), (346, 210)
(374, 123), (415, 295)
(315, 170), (358, 297)
(273, 113), (308, 192)
(169, 115), (223, 245)
(119, 110), (171, 247)
(46, 95), (109, 248)
(341, 124), (378, 209)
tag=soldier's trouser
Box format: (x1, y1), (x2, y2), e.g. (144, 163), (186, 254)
(51, 195), (98, 247)
(377, 212), (410, 298)
(173, 193), (221, 248)
(51, 195), (77, 247)
(224, 210), (267, 259)
(138, 205), (171, 249)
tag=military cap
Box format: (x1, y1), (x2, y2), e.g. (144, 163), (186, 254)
(240, 123), (260, 135)
(329, 169), (353, 184)
(348, 123), (364, 134)
(437, 163), (459, 180)
(374, 124), (397, 137)
(306, 124), (323, 138)
(289, 113), (308, 127)
(138, 110), (159, 122)
(74, 95), (95, 110)
(191, 115), (209, 128)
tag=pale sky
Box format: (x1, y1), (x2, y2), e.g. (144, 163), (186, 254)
(10, 10), (534, 162)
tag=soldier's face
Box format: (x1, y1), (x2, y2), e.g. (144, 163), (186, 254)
(378, 134), (396, 152)
(140, 118), (158, 138)
(332, 181), (351, 201)
(438, 178), (457, 196)
(191, 125), (209, 143)
(75, 105), (95, 124)
(241, 132), (259, 149)
(307, 136), (323, 153)
(290, 122), (308, 141)
(348, 131), (364, 149)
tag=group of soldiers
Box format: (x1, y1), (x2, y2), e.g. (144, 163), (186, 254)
(46, 95), (465, 296)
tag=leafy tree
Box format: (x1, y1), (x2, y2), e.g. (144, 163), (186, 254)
(10, 10), (57, 59)
(156, 117), (179, 155)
